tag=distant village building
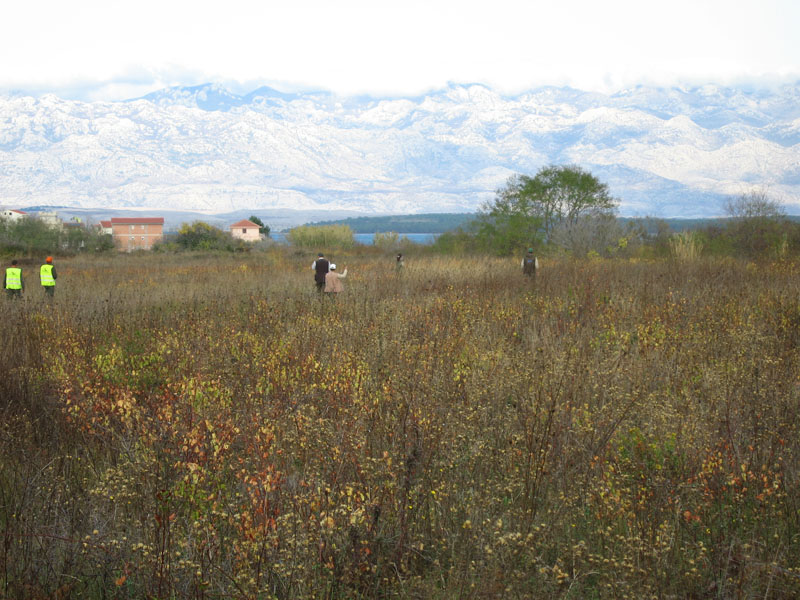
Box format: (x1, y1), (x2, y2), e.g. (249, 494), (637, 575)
(36, 211), (62, 229)
(97, 220), (113, 235)
(111, 217), (165, 251)
(0, 209), (27, 223)
(229, 219), (262, 242)
(62, 220), (83, 231)
(62, 219), (86, 248)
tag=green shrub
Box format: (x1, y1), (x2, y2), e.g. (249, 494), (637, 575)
(161, 221), (247, 252)
(287, 224), (355, 250)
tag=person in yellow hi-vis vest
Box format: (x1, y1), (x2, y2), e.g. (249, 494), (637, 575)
(40, 256), (57, 298)
(4, 259), (24, 299)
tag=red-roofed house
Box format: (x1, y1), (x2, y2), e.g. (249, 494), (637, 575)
(111, 217), (165, 251)
(1, 209), (27, 223)
(229, 219), (262, 242)
(98, 220), (113, 235)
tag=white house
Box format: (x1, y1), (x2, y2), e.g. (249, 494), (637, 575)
(229, 219), (262, 242)
(0, 209), (27, 223)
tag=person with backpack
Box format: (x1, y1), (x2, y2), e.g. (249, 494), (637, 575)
(521, 248), (538, 279)
(312, 252), (330, 292)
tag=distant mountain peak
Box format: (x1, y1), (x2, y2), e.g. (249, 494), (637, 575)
(1, 82), (798, 217)
(133, 83), (247, 111)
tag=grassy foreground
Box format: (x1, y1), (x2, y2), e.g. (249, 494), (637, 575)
(2, 251), (800, 599)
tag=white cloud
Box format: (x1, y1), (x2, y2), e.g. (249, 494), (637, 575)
(2, 0), (799, 99)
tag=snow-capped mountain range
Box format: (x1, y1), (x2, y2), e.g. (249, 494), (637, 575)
(1, 82), (799, 217)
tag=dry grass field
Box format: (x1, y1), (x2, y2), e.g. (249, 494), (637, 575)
(2, 250), (800, 598)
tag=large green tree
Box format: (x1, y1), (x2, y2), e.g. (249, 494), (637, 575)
(473, 175), (544, 255)
(248, 216), (270, 237)
(477, 165), (617, 253)
(528, 165), (617, 236)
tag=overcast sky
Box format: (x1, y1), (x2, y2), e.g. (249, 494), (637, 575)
(3, 0), (799, 100)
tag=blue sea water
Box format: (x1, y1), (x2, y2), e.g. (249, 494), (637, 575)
(271, 232), (438, 245)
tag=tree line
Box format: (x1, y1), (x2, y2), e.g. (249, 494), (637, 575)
(434, 165), (799, 260)
(3, 169), (796, 259)
(0, 218), (113, 257)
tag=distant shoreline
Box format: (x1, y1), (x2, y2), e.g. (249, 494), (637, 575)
(8, 206), (800, 236)
(271, 232), (439, 245)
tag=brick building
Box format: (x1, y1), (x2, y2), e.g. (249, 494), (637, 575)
(111, 217), (164, 251)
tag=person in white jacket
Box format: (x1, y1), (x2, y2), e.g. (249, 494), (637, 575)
(324, 263), (348, 294)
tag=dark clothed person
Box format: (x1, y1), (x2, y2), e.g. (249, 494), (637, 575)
(522, 250), (538, 278)
(312, 254), (330, 292)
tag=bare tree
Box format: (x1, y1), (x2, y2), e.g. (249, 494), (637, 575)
(549, 213), (621, 256)
(723, 190), (785, 220)
(722, 190), (789, 257)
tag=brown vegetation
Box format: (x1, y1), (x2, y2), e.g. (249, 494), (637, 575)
(2, 250), (800, 598)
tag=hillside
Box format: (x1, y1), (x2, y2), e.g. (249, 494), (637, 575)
(308, 212), (477, 233)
